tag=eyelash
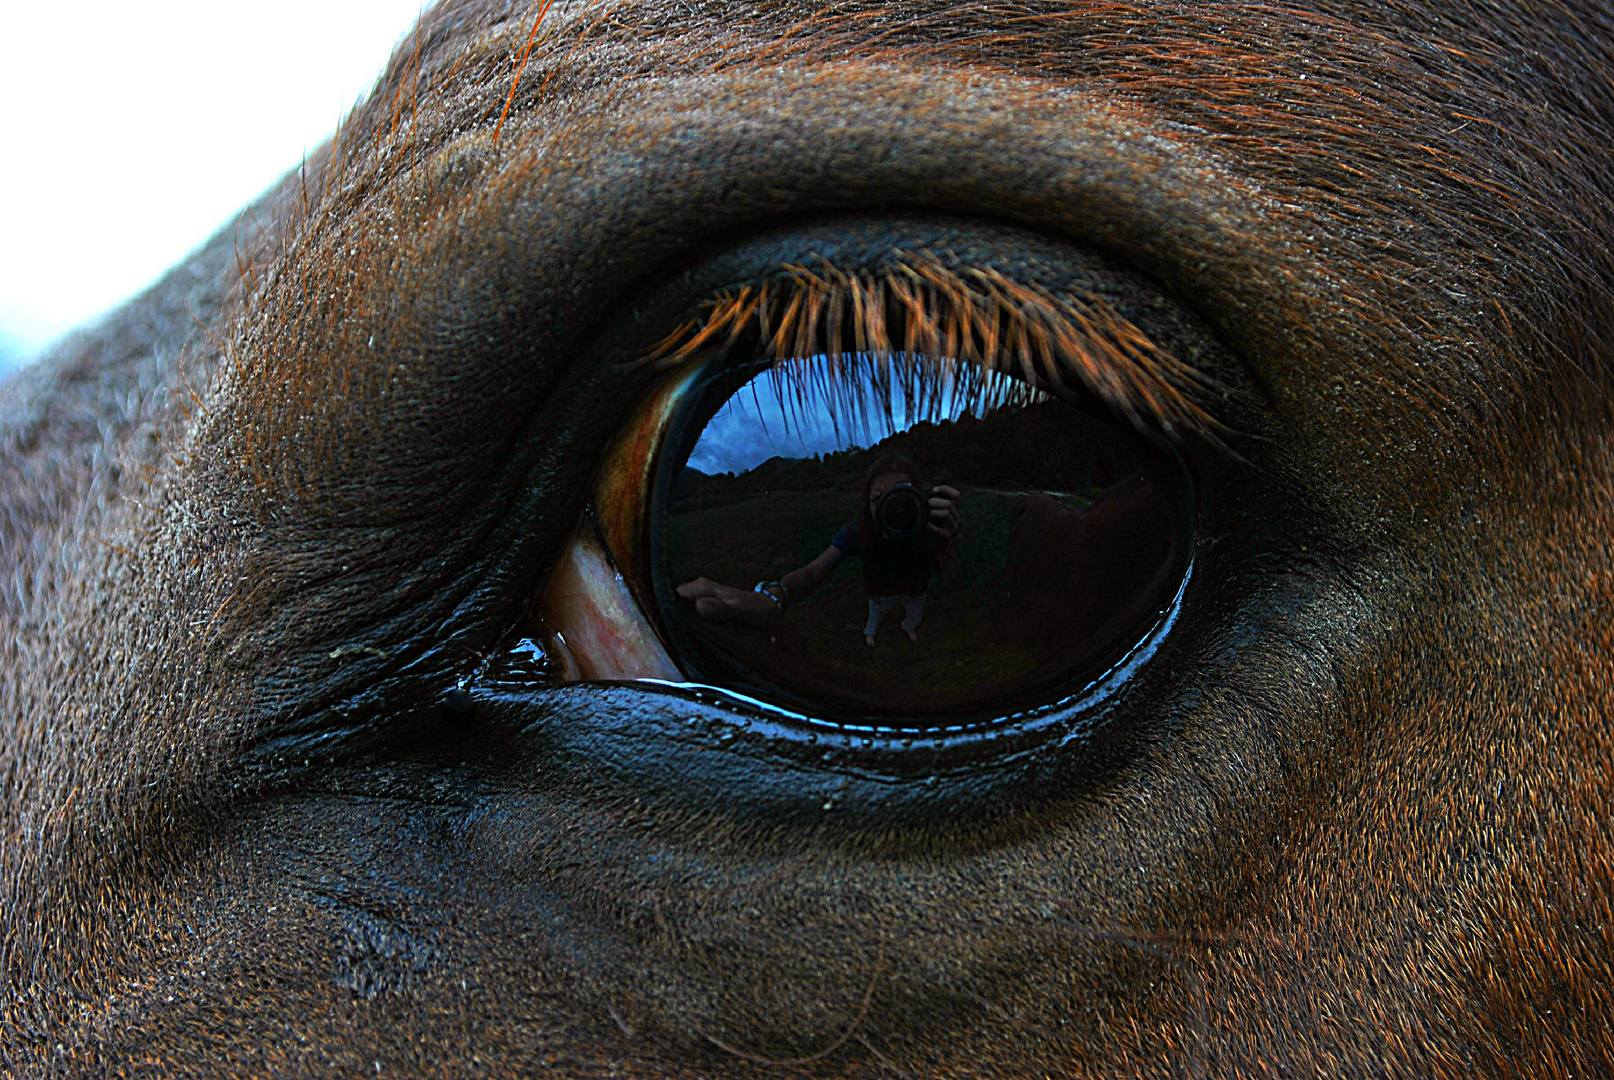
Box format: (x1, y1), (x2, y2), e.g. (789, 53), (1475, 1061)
(641, 252), (1229, 443)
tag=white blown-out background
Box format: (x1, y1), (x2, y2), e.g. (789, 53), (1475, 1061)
(0, 1), (432, 374)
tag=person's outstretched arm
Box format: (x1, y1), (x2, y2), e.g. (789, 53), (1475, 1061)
(676, 545), (844, 628)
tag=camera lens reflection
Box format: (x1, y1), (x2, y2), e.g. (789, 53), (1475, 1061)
(656, 358), (1190, 723)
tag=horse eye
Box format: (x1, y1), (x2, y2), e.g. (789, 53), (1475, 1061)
(539, 351), (1193, 727)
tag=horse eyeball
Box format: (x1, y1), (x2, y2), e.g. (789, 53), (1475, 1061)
(545, 353), (1194, 728)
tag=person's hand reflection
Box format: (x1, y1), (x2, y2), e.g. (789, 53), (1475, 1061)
(675, 578), (778, 628)
(928, 484), (963, 541)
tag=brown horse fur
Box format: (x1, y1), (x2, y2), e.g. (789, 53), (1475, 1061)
(2, 0), (1612, 1075)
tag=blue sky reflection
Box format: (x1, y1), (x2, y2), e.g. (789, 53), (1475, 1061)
(685, 360), (1036, 475)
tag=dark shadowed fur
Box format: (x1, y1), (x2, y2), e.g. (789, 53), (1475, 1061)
(1, 0), (1611, 1076)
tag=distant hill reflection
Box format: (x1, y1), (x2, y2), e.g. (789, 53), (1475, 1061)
(671, 399), (1133, 514)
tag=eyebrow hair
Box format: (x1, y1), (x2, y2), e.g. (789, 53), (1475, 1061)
(646, 253), (1231, 444)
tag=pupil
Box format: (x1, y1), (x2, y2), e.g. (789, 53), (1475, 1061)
(655, 357), (1191, 724)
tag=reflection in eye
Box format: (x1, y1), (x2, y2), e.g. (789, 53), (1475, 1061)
(652, 354), (1192, 722)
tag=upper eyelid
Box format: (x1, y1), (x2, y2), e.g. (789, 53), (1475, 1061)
(640, 251), (1236, 445)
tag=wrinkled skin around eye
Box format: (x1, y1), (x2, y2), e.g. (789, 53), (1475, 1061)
(2, 1), (1613, 1077)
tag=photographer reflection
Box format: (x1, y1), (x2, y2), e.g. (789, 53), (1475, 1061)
(675, 453), (962, 645)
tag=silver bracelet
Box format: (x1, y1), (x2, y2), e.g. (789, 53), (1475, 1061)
(753, 580), (787, 613)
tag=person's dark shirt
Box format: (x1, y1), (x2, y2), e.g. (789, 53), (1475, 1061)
(831, 521), (933, 597)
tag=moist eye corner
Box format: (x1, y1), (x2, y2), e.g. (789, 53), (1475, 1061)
(438, 686), (477, 728)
